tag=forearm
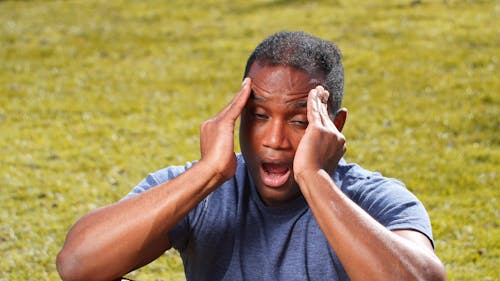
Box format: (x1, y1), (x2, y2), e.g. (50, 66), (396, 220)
(296, 169), (445, 281)
(57, 160), (225, 281)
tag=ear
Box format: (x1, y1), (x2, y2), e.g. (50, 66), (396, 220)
(333, 108), (347, 132)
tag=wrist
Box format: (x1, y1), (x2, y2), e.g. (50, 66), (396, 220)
(295, 168), (338, 203)
(294, 167), (323, 186)
(197, 158), (234, 186)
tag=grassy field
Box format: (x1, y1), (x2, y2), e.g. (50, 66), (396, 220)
(0, 0), (498, 280)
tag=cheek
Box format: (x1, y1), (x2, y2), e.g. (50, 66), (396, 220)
(239, 115), (258, 148)
(241, 120), (264, 146)
(289, 129), (305, 148)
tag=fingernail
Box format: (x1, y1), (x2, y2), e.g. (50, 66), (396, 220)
(242, 78), (248, 87)
(321, 94), (329, 103)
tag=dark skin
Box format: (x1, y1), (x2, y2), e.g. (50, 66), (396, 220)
(57, 63), (446, 281)
(239, 63), (323, 206)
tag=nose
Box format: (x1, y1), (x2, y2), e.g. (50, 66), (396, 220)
(263, 120), (291, 150)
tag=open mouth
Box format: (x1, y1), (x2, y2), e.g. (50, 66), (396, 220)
(260, 162), (291, 188)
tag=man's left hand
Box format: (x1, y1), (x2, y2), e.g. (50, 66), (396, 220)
(293, 86), (346, 179)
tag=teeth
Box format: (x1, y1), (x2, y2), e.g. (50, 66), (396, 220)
(263, 163), (288, 174)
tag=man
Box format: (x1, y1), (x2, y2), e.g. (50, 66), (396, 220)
(57, 31), (446, 281)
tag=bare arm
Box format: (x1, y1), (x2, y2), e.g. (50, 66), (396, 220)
(293, 87), (446, 281)
(56, 78), (252, 281)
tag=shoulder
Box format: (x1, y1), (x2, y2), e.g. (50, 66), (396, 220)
(334, 158), (407, 196)
(125, 156), (247, 199)
(124, 160), (198, 199)
(335, 159), (433, 241)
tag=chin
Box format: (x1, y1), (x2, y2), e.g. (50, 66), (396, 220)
(256, 181), (301, 206)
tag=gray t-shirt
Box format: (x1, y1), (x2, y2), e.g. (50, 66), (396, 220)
(127, 154), (433, 281)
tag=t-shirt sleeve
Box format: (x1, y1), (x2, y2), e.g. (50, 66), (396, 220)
(123, 161), (206, 251)
(124, 164), (189, 198)
(343, 174), (434, 247)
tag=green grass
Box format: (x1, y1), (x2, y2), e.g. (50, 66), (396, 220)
(0, 0), (498, 280)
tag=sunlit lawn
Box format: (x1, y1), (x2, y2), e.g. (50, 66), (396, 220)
(0, 0), (498, 280)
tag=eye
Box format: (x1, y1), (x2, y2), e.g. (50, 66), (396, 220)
(290, 117), (308, 127)
(254, 113), (268, 120)
(251, 107), (268, 120)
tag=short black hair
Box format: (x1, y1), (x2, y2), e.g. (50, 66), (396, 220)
(244, 31), (344, 118)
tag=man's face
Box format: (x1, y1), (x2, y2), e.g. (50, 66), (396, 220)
(239, 63), (324, 206)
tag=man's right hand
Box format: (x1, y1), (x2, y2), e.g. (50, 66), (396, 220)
(199, 77), (252, 182)
(57, 78), (252, 281)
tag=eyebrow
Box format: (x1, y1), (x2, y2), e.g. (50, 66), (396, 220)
(250, 89), (307, 109)
(249, 90), (265, 102)
(292, 101), (307, 109)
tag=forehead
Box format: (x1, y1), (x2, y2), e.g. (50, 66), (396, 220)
(247, 63), (324, 100)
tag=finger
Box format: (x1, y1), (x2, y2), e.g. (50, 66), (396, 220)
(220, 78), (252, 120)
(307, 88), (322, 126)
(317, 87), (333, 127)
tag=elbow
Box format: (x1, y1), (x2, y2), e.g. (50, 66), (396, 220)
(418, 256), (446, 281)
(430, 259), (447, 281)
(398, 254), (446, 281)
(56, 248), (87, 281)
(57, 244), (126, 281)
(56, 248), (77, 281)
